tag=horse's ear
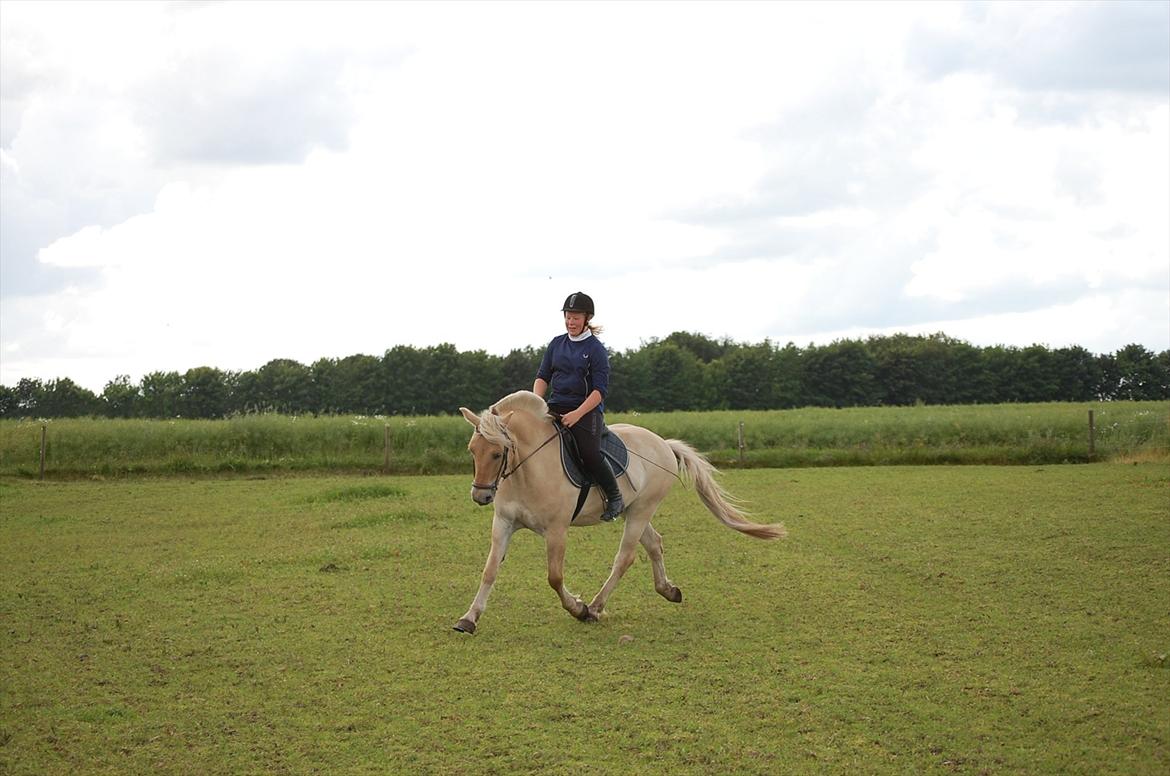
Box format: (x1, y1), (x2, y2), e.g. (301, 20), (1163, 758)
(459, 407), (480, 428)
(499, 411), (515, 428)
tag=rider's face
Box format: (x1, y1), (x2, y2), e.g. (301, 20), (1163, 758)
(564, 311), (587, 336)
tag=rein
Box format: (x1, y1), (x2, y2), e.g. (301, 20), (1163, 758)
(472, 427), (560, 493)
(473, 415), (682, 494)
(625, 446), (684, 482)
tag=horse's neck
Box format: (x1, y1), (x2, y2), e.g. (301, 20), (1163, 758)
(503, 412), (558, 486)
(510, 411), (553, 450)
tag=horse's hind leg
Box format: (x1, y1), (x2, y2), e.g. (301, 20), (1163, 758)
(640, 523), (682, 604)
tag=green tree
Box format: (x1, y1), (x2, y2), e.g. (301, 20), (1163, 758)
(140, 372), (182, 418)
(1113, 344), (1162, 400)
(710, 341), (799, 410)
(1017, 345), (1060, 403)
(11, 378), (45, 418)
(1093, 353), (1121, 400)
(38, 378), (102, 417)
(383, 345), (430, 415)
(102, 375), (141, 418)
(979, 346), (1025, 403)
(614, 343), (703, 411)
(0, 384), (16, 418)
(496, 346), (543, 399)
(232, 370), (262, 413)
(801, 339), (879, 407)
(417, 344), (463, 415)
(179, 367), (231, 419)
(5, 332), (1159, 417)
(605, 350), (640, 412)
(866, 333), (984, 405)
(1155, 350), (1170, 399)
(937, 337), (985, 404)
(650, 343), (704, 411)
(772, 342), (804, 408)
(662, 331), (734, 364)
(868, 334), (926, 406)
(1052, 346), (1100, 402)
(314, 354), (382, 414)
(244, 359), (315, 414)
(407, 345), (502, 415)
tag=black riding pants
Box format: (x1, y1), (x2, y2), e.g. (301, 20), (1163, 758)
(550, 405), (608, 481)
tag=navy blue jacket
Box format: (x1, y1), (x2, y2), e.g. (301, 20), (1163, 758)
(537, 334), (611, 411)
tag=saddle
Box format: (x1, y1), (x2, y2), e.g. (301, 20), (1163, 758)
(552, 419), (629, 521)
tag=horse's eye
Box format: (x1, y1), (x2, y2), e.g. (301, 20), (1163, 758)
(492, 452), (502, 460)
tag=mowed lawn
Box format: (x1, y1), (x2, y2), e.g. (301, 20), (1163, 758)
(1, 464), (1167, 775)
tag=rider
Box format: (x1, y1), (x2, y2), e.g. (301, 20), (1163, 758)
(533, 292), (625, 521)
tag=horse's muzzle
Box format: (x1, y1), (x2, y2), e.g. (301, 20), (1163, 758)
(470, 486), (495, 506)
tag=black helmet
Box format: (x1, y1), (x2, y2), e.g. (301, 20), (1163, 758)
(559, 291), (594, 316)
(561, 291), (595, 316)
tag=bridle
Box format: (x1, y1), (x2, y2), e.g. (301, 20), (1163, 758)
(471, 426), (560, 494)
(471, 434), (511, 493)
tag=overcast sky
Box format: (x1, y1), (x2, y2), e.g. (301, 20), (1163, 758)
(2, 0), (1168, 392)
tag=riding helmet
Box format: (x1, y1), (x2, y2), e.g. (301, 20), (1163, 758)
(561, 292), (595, 316)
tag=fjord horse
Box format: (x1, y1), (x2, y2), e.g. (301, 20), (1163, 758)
(454, 390), (785, 633)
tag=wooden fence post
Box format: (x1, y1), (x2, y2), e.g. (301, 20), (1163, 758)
(39, 424), (47, 481)
(738, 421), (746, 465)
(383, 425), (392, 473)
(1088, 410), (1095, 458)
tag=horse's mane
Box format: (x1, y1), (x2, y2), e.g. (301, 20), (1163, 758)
(492, 390), (549, 417)
(477, 390), (550, 446)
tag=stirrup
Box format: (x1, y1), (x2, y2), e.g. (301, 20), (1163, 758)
(600, 496), (624, 522)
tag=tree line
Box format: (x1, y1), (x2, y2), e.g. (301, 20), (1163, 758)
(2, 333), (1167, 420)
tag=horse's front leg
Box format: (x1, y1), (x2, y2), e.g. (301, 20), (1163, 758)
(588, 504), (651, 616)
(545, 522), (595, 622)
(454, 513), (515, 634)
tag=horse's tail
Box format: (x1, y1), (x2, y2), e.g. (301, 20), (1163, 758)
(667, 439), (787, 540)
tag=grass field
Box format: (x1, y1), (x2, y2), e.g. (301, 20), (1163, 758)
(1, 400), (1166, 478)
(1, 463), (1167, 774)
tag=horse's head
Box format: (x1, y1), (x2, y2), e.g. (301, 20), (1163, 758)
(459, 406), (515, 506)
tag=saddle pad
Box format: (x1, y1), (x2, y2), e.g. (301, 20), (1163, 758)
(557, 424), (629, 489)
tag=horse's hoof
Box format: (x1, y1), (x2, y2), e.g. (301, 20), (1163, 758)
(667, 586), (683, 603)
(575, 604), (598, 623)
(453, 618), (477, 634)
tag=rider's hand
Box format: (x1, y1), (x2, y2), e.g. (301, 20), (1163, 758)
(562, 408), (583, 428)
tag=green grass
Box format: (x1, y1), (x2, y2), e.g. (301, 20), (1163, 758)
(635, 401), (1169, 468)
(0, 414), (472, 478)
(1, 401), (1166, 478)
(1, 464), (1167, 774)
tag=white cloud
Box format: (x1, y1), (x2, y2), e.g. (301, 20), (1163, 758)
(1, 1), (1167, 393)
(793, 288), (1170, 356)
(904, 96), (1168, 302)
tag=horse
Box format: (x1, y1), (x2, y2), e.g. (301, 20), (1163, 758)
(453, 390), (786, 634)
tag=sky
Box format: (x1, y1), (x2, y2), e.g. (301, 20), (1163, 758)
(1, 0), (1168, 393)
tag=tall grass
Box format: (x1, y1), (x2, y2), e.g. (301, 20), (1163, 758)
(0, 415), (470, 478)
(0, 401), (1165, 478)
(641, 401), (1169, 467)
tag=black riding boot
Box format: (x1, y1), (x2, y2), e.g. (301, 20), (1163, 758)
(596, 460), (624, 521)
